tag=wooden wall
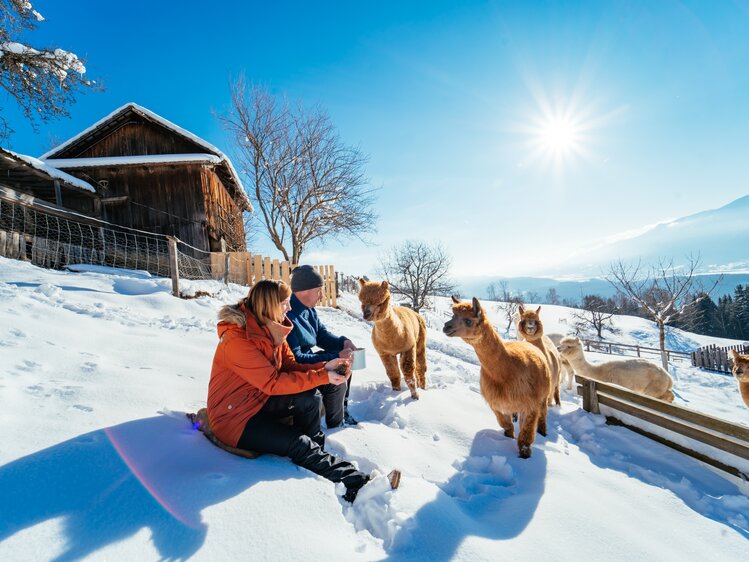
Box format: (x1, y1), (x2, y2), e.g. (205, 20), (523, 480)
(201, 168), (245, 251)
(70, 120), (202, 158)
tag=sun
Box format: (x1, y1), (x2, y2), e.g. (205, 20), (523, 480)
(539, 117), (580, 153)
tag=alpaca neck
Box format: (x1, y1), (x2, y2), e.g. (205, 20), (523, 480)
(374, 306), (402, 330)
(467, 323), (508, 369)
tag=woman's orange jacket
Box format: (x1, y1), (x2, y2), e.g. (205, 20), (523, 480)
(207, 303), (328, 447)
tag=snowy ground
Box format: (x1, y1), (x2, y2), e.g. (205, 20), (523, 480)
(0, 256), (747, 561)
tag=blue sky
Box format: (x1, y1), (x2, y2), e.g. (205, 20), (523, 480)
(5, 0), (749, 278)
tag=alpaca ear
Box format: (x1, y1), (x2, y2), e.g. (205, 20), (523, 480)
(381, 280), (389, 290)
(451, 295), (461, 304)
(731, 349), (739, 360)
(536, 306), (542, 314)
(518, 304), (525, 314)
(472, 297), (483, 318)
(358, 278), (366, 288)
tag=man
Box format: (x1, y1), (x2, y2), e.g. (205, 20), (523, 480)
(286, 265), (359, 427)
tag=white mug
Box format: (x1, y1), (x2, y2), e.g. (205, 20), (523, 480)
(351, 348), (366, 370)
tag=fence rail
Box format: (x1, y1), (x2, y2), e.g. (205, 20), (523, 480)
(0, 185), (337, 305)
(576, 375), (749, 479)
(691, 343), (749, 373)
(581, 338), (692, 363)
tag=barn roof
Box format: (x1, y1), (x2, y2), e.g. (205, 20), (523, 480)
(40, 102), (252, 211)
(45, 154), (223, 168)
(0, 147), (96, 194)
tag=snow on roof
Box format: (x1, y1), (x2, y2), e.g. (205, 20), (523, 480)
(40, 102), (251, 210)
(0, 148), (95, 193)
(44, 154), (223, 168)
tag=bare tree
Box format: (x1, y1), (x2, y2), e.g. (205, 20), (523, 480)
(218, 77), (377, 263)
(487, 280), (524, 336)
(1, 0), (99, 143)
(545, 287), (560, 305)
(607, 255), (720, 369)
(378, 240), (457, 312)
(571, 294), (619, 339)
(524, 290), (540, 303)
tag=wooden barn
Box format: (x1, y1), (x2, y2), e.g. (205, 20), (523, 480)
(37, 102), (251, 252)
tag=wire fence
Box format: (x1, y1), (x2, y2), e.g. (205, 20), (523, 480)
(0, 195), (212, 280)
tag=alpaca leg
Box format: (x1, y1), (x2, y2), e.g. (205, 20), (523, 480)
(554, 382), (561, 406)
(658, 390), (675, 403)
(493, 409), (514, 438)
(378, 352), (402, 391)
(398, 348), (419, 400)
(517, 410), (540, 459)
(564, 363), (575, 390)
(415, 321), (427, 389)
(536, 401), (548, 437)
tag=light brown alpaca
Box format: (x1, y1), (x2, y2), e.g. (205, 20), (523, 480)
(557, 336), (675, 402)
(358, 279), (427, 399)
(517, 305), (562, 406)
(546, 333), (576, 390)
(730, 350), (749, 408)
(443, 296), (551, 459)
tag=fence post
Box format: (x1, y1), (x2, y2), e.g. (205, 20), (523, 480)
(220, 238), (229, 285)
(636, 345), (641, 357)
(167, 236), (180, 297)
(581, 379), (599, 414)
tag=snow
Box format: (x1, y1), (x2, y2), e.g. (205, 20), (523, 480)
(39, 103), (250, 211)
(0, 257), (747, 561)
(0, 148), (96, 193)
(44, 154), (223, 168)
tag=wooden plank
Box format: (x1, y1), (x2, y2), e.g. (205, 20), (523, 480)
(0, 230), (6, 257)
(166, 236), (180, 297)
(329, 265), (337, 307)
(264, 256), (271, 281)
(253, 255), (263, 283)
(272, 258), (280, 282)
(281, 261), (290, 285)
(587, 378), (749, 443)
(597, 394), (749, 461)
(604, 416), (748, 480)
(210, 252), (224, 280)
(246, 253), (253, 286)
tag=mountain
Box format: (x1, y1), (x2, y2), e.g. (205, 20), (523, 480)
(458, 195), (749, 302)
(556, 195), (749, 277)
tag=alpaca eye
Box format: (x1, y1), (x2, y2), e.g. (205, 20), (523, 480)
(464, 319), (472, 326)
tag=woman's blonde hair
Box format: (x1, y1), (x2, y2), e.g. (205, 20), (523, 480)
(245, 280), (292, 324)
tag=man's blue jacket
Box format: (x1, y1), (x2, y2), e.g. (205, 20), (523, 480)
(286, 294), (347, 363)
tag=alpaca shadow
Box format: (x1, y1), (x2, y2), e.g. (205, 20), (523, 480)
(387, 428), (548, 561)
(558, 409), (749, 540)
(0, 412), (303, 561)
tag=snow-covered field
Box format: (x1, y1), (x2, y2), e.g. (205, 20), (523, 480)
(1, 256), (747, 561)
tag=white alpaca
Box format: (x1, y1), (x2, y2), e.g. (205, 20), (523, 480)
(546, 333), (575, 390)
(557, 336), (675, 402)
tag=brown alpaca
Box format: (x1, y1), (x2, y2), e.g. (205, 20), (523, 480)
(358, 279), (427, 399)
(730, 350), (749, 408)
(517, 305), (562, 406)
(443, 296), (551, 459)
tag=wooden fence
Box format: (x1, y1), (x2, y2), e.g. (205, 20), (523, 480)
(691, 343), (749, 374)
(582, 339), (692, 363)
(189, 245), (337, 307)
(577, 375), (749, 479)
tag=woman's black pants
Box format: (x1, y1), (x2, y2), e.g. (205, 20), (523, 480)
(237, 389), (367, 490)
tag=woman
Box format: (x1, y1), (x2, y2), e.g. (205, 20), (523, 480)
(207, 279), (373, 502)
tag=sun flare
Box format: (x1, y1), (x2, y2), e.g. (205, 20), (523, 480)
(539, 117), (580, 153)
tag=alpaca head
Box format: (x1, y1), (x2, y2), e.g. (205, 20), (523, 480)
(443, 295), (487, 341)
(731, 350), (749, 382)
(557, 336), (583, 359)
(517, 305), (544, 339)
(358, 279), (391, 321)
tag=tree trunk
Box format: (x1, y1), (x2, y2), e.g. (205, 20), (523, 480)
(658, 321), (668, 371)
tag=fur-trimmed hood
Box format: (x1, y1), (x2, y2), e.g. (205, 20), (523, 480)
(218, 302), (246, 327)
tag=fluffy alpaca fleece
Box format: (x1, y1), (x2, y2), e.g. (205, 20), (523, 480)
(730, 350), (749, 408)
(546, 333), (576, 390)
(516, 305), (562, 405)
(443, 296), (551, 459)
(557, 336), (675, 402)
(358, 279), (427, 399)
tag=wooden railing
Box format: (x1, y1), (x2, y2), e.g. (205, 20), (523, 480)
(691, 343), (749, 374)
(576, 375), (749, 479)
(582, 339), (692, 363)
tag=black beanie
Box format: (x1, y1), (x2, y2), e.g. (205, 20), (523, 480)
(291, 265), (324, 292)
